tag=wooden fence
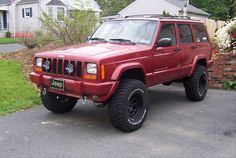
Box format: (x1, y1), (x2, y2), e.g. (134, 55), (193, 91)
(205, 19), (225, 39)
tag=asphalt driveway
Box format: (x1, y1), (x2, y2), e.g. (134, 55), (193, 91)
(0, 85), (235, 158)
(0, 43), (25, 54)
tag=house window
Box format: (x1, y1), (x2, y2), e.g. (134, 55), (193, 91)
(48, 7), (53, 18)
(22, 8), (32, 18)
(178, 24), (193, 44)
(57, 7), (65, 21)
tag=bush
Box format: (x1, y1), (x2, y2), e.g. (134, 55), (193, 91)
(17, 33), (37, 49)
(5, 31), (11, 38)
(224, 74), (236, 90)
(17, 31), (55, 49)
(40, 10), (98, 46)
(228, 24), (236, 34)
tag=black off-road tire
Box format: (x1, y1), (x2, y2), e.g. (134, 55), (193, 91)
(184, 65), (208, 101)
(41, 90), (78, 113)
(108, 79), (149, 132)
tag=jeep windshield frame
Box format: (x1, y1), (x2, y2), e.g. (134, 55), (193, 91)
(91, 19), (158, 45)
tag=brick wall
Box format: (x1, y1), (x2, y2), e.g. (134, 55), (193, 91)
(208, 51), (236, 89)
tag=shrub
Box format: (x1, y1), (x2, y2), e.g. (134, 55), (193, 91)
(228, 24), (236, 35)
(5, 31), (11, 38)
(215, 18), (236, 50)
(224, 74), (236, 90)
(40, 10), (98, 46)
(17, 31), (55, 49)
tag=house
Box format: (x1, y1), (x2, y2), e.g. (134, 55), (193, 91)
(104, 0), (210, 22)
(0, 0), (101, 37)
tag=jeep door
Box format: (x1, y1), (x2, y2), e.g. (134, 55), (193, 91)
(177, 23), (197, 77)
(153, 22), (180, 85)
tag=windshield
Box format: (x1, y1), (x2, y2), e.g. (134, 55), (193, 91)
(91, 20), (158, 45)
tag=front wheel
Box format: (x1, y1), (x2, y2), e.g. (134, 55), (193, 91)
(41, 90), (78, 113)
(184, 65), (208, 101)
(108, 79), (149, 132)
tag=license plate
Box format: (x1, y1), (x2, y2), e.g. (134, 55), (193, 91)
(50, 79), (64, 91)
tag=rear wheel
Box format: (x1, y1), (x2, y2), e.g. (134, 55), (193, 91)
(184, 65), (208, 101)
(41, 90), (78, 113)
(108, 79), (149, 132)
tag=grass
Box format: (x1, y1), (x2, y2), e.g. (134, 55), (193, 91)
(0, 38), (18, 44)
(0, 60), (41, 115)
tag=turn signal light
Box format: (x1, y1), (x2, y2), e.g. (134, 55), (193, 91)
(84, 74), (97, 80)
(101, 64), (105, 80)
(34, 67), (42, 73)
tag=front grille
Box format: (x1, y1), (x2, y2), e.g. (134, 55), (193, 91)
(42, 58), (82, 77)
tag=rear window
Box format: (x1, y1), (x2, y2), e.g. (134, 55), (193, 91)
(178, 24), (193, 44)
(193, 24), (209, 43)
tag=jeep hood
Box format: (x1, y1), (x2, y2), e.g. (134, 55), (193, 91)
(38, 43), (152, 59)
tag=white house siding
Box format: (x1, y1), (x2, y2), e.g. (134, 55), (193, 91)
(187, 13), (208, 23)
(15, 3), (40, 32)
(119, 0), (180, 17)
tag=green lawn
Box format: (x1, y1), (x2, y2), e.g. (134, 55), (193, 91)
(0, 38), (18, 44)
(0, 60), (41, 115)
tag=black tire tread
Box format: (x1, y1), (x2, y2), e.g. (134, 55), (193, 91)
(184, 65), (208, 101)
(108, 79), (149, 132)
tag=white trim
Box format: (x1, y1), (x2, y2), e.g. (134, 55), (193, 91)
(0, 6), (9, 10)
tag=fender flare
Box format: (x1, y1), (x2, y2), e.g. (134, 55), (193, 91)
(188, 54), (207, 76)
(111, 62), (146, 82)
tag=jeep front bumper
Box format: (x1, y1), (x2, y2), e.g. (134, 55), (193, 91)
(30, 72), (119, 102)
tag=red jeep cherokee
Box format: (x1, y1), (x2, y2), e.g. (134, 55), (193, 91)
(30, 16), (213, 132)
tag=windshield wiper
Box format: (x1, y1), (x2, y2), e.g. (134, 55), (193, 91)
(90, 37), (107, 42)
(109, 38), (136, 45)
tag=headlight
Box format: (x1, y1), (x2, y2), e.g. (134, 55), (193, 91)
(87, 63), (97, 74)
(36, 58), (42, 67)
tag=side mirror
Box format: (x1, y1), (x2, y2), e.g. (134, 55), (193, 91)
(87, 36), (91, 41)
(157, 38), (172, 47)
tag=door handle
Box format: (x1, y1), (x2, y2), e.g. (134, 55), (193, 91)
(174, 48), (181, 52)
(191, 46), (198, 49)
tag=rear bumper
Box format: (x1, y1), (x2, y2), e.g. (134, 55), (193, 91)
(30, 72), (119, 102)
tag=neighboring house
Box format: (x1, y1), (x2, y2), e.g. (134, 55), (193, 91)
(0, 0), (101, 37)
(104, 0), (210, 22)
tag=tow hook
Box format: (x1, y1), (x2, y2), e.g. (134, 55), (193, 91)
(42, 88), (47, 95)
(81, 96), (87, 105)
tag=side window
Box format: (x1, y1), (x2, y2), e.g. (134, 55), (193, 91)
(178, 24), (193, 43)
(158, 24), (176, 46)
(193, 24), (209, 43)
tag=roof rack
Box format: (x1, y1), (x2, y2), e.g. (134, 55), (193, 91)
(124, 14), (192, 20)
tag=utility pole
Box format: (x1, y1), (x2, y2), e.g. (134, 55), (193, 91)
(182, 0), (189, 17)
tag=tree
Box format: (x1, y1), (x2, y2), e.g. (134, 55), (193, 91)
(97, 0), (134, 16)
(190, 0), (230, 20)
(228, 0), (236, 18)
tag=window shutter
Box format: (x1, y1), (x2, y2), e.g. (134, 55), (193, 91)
(30, 8), (33, 17)
(22, 8), (25, 18)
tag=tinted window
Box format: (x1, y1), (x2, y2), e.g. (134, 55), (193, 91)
(193, 25), (209, 43)
(158, 24), (176, 45)
(178, 24), (193, 43)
